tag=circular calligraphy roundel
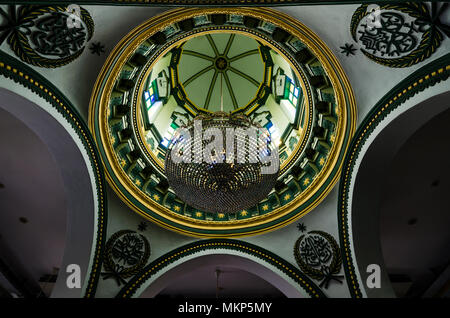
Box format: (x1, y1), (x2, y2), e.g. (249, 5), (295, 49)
(294, 231), (343, 289)
(1, 5), (94, 68)
(102, 230), (150, 286)
(351, 3), (449, 68)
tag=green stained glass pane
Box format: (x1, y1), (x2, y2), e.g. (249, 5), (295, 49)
(229, 15), (243, 24)
(163, 25), (178, 38)
(289, 39), (305, 51)
(260, 21), (276, 34)
(284, 81), (290, 99)
(194, 15), (209, 26)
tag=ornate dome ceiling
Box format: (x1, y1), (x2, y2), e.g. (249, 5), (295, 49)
(89, 8), (357, 237)
(176, 33), (264, 112)
(137, 28), (307, 178)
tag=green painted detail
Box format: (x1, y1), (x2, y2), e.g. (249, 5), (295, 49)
(223, 71), (237, 109)
(228, 66), (260, 87)
(116, 239), (326, 298)
(223, 33), (235, 57)
(0, 50), (107, 297)
(0, 5), (94, 68)
(204, 69), (219, 109)
(206, 34), (219, 56)
(183, 64), (214, 87)
(182, 50), (215, 61)
(338, 53), (450, 298)
(229, 49), (259, 62)
(175, 33), (265, 113)
(350, 3), (450, 68)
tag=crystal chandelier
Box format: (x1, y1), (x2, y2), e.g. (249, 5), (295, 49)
(165, 112), (279, 214)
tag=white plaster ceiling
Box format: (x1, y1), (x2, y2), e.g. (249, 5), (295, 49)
(0, 107), (67, 296)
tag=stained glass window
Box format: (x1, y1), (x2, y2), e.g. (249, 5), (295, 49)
(265, 121), (281, 146)
(160, 122), (179, 149)
(284, 77), (299, 107)
(143, 79), (159, 110)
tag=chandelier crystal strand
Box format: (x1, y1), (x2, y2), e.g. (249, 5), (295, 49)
(165, 112), (279, 214)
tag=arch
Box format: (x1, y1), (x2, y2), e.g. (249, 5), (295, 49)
(338, 53), (450, 298)
(0, 52), (108, 297)
(140, 254), (299, 298)
(116, 239), (325, 298)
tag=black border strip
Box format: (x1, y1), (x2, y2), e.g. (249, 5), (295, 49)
(0, 1), (424, 7)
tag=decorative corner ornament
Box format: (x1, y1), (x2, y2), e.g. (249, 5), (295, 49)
(340, 43), (357, 57)
(297, 222), (307, 232)
(294, 230), (343, 289)
(137, 221), (148, 232)
(350, 2), (450, 68)
(89, 41), (105, 56)
(102, 230), (150, 286)
(0, 5), (94, 68)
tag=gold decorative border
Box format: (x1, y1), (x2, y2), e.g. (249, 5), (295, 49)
(89, 8), (357, 237)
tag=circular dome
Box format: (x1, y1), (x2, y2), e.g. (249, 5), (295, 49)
(136, 29), (310, 177)
(89, 8), (357, 237)
(165, 113), (279, 214)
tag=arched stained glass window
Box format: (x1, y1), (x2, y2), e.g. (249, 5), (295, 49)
(144, 79), (159, 110)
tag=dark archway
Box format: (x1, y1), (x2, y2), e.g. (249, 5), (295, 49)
(0, 88), (98, 297)
(379, 107), (450, 297)
(350, 91), (450, 297)
(143, 254), (290, 298)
